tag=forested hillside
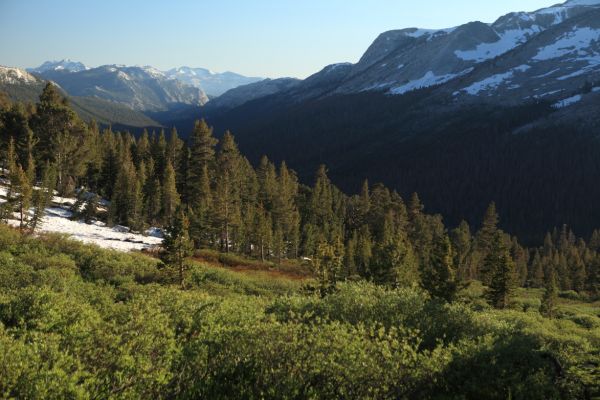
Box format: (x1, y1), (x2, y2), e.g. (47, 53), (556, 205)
(1, 83), (599, 296)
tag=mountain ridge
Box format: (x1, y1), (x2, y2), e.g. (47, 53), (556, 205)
(0, 66), (162, 129)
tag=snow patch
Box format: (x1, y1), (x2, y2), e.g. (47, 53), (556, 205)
(552, 94), (582, 108)
(556, 69), (588, 80)
(533, 89), (564, 98)
(533, 68), (560, 78)
(533, 27), (600, 61)
(461, 65), (530, 95)
(455, 28), (542, 62)
(390, 68), (473, 95)
(403, 27), (455, 41)
(1, 184), (161, 252)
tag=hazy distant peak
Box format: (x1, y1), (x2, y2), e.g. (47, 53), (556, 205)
(28, 59), (87, 73)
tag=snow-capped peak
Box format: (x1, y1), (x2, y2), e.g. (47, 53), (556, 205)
(0, 66), (39, 84)
(28, 59), (87, 73)
(140, 65), (166, 79)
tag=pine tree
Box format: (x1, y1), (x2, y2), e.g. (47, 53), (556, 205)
(478, 202), (500, 284)
(188, 164), (213, 247)
(355, 225), (373, 277)
(359, 179), (370, 225)
(152, 129), (167, 176)
(587, 257), (600, 297)
(421, 233), (458, 302)
(80, 124), (100, 191)
(162, 160), (181, 224)
(540, 264), (558, 318)
(30, 83), (89, 193)
(529, 250), (545, 288)
(29, 162), (56, 232)
(451, 220), (473, 281)
(3, 137), (20, 223)
(253, 204), (272, 261)
(135, 129), (151, 165)
(313, 236), (344, 296)
(99, 129), (119, 198)
(407, 192), (434, 267)
(22, 129), (37, 184)
(83, 194), (100, 224)
(589, 229), (600, 252)
(485, 232), (516, 309)
(109, 150), (141, 228)
(0, 103), (32, 169)
(188, 119), (217, 211)
(13, 164), (32, 231)
(273, 161), (299, 259)
(166, 127), (184, 167)
(344, 230), (358, 278)
(142, 158), (162, 225)
(511, 238), (529, 287)
(161, 206), (194, 289)
(70, 189), (87, 219)
(130, 174), (144, 232)
(477, 202), (499, 250)
(213, 132), (242, 252)
(5, 137), (18, 199)
(307, 165), (339, 244)
(176, 146), (190, 207)
(370, 215), (418, 287)
(256, 156), (277, 210)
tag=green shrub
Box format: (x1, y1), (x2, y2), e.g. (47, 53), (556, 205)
(560, 290), (590, 302)
(565, 314), (600, 329)
(0, 252), (35, 290)
(0, 228), (598, 399)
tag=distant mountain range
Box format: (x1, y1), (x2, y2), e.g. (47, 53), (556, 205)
(0, 66), (161, 129)
(26, 60), (262, 100)
(33, 65), (209, 112)
(164, 67), (262, 97)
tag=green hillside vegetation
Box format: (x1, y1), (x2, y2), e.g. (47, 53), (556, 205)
(0, 224), (598, 399)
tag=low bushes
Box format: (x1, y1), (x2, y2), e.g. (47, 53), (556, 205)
(0, 226), (598, 399)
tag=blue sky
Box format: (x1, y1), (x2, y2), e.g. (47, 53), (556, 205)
(1, 0), (558, 78)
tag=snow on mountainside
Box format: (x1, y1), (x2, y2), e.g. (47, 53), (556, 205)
(0, 184), (162, 252)
(28, 59), (87, 73)
(165, 67), (263, 97)
(448, 8), (600, 105)
(0, 66), (40, 84)
(208, 0), (600, 110)
(36, 65), (209, 111)
(330, 0), (600, 96)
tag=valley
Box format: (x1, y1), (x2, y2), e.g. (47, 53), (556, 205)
(1, 1), (600, 398)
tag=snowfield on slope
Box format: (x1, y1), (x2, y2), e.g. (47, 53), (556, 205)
(459, 65), (531, 95)
(0, 185), (162, 252)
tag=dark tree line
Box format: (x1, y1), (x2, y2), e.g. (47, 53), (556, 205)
(0, 84), (598, 305)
